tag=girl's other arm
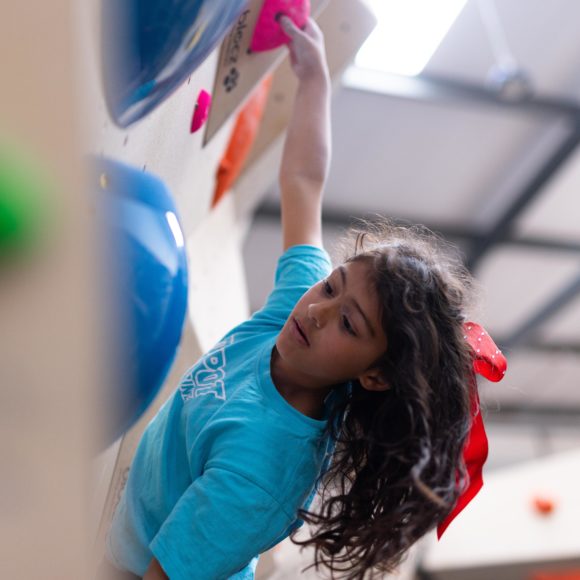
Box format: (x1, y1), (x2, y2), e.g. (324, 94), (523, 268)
(278, 16), (331, 251)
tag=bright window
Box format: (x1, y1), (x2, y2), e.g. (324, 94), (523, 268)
(355, 0), (467, 76)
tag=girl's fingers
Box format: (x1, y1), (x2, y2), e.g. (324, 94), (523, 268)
(303, 18), (320, 37)
(278, 14), (301, 37)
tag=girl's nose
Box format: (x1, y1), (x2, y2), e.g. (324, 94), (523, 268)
(307, 303), (321, 329)
(308, 301), (332, 329)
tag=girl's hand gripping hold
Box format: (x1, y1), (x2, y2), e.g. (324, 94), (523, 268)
(279, 15), (329, 83)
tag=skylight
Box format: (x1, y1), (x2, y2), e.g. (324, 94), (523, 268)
(355, 0), (467, 77)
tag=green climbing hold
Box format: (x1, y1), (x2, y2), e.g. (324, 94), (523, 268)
(0, 145), (47, 258)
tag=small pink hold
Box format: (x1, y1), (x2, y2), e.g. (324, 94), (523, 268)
(250, 0), (310, 53)
(190, 89), (212, 133)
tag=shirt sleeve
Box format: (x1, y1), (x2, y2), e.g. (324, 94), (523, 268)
(250, 244), (332, 327)
(149, 467), (296, 580)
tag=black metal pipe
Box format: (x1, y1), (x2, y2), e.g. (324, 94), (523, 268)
(344, 69), (580, 122)
(255, 202), (580, 256)
(466, 124), (580, 270)
(484, 402), (580, 427)
(502, 270), (580, 349)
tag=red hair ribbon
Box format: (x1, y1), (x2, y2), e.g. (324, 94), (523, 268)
(436, 322), (507, 538)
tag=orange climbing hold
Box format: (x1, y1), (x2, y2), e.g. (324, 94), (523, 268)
(532, 494), (557, 516)
(533, 570), (580, 580)
(212, 75), (273, 208)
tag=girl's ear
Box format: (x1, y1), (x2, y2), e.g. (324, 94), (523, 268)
(358, 370), (390, 392)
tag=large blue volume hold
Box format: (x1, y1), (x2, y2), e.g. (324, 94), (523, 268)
(102, 0), (248, 127)
(94, 158), (188, 445)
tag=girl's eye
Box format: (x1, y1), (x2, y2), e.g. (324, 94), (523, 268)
(342, 315), (356, 336)
(323, 280), (333, 295)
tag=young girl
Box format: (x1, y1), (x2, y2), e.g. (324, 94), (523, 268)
(105, 15), (505, 580)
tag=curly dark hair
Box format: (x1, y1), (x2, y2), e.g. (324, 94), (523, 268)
(290, 218), (478, 579)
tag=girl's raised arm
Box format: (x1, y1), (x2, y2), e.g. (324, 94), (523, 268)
(278, 16), (331, 251)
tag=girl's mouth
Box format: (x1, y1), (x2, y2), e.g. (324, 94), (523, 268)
(292, 318), (310, 346)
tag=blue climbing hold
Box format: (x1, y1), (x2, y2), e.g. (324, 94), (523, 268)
(94, 158), (188, 445)
(102, 0), (248, 127)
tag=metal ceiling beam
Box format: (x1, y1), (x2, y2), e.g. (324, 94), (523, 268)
(343, 68), (580, 122)
(497, 236), (580, 254)
(466, 123), (580, 271)
(483, 403), (580, 427)
(511, 340), (580, 355)
(502, 270), (580, 350)
(255, 201), (580, 255)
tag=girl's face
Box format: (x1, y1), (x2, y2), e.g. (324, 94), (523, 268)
(275, 260), (388, 391)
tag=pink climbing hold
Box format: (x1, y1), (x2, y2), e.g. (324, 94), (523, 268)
(250, 0), (310, 53)
(190, 89), (212, 133)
